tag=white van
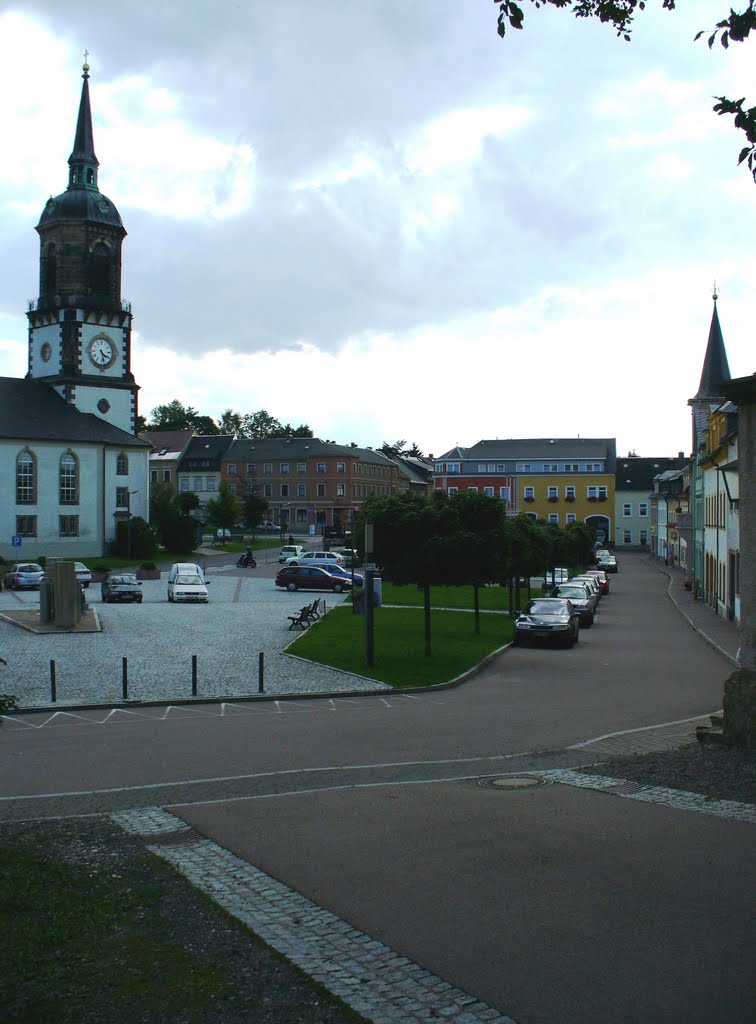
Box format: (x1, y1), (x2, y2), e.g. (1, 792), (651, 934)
(167, 562), (209, 603)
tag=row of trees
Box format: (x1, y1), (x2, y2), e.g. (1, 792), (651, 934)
(148, 481), (271, 553)
(138, 399), (313, 439)
(355, 490), (596, 654)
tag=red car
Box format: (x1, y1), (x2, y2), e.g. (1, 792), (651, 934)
(583, 569), (610, 595)
(275, 565), (354, 593)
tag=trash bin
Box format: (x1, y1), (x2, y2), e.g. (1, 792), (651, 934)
(373, 577), (382, 608)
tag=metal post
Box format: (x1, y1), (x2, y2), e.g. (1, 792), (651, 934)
(122, 657), (128, 701)
(191, 654), (198, 696)
(258, 651), (264, 693)
(50, 659), (57, 703)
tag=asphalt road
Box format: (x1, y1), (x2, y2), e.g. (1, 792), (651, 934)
(1, 555), (752, 1023)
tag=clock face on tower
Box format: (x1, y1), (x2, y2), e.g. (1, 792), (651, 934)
(88, 334), (116, 369)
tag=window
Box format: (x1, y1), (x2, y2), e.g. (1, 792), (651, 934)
(516, 464), (531, 472)
(264, 483), (272, 497)
(162, 469), (171, 483)
(623, 529), (632, 544)
(543, 463), (558, 472)
(116, 452), (128, 475)
(16, 450), (36, 504)
(448, 486), (458, 495)
(564, 463), (579, 472)
(623, 503), (632, 517)
(446, 463), (460, 473)
(59, 452), (79, 504)
(639, 503), (648, 517)
(587, 485), (608, 499)
(297, 483), (306, 497)
(435, 463), (443, 473)
(468, 486), (478, 492)
(317, 483), (326, 497)
(227, 463), (237, 475)
(640, 528), (648, 544)
(548, 513), (559, 524)
(565, 485), (576, 499)
(193, 477), (202, 491)
(478, 464), (486, 472)
(336, 483), (345, 497)
(264, 463), (272, 474)
(497, 464), (505, 472)
(116, 486), (130, 509)
(59, 515), (79, 537)
(484, 487), (494, 497)
(16, 515), (37, 537)
(180, 479), (189, 492)
(297, 463), (306, 473)
(566, 513), (577, 524)
(150, 469), (158, 482)
(524, 485), (534, 499)
(228, 482), (237, 495)
(206, 477), (216, 491)
(280, 463), (289, 474)
(246, 463), (256, 475)
(499, 486), (511, 502)
(316, 462), (326, 473)
(280, 484), (289, 497)
(547, 486), (558, 499)
(337, 462), (345, 472)
(586, 463), (603, 472)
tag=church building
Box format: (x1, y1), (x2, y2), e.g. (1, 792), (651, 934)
(0, 60), (149, 561)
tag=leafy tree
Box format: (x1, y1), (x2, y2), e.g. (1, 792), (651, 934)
(406, 442), (425, 458)
(242, 494), (270, 533)
(204, 482), (241, 535)
(162, 515), (197, 554)
(112, 516), (157, 559)
(148, 400), (220, 434)
(379, 440), (407, 457)
(177, 491), (201, 516)
(565, 520), (597, 565)
(218, 409), (244, 435)
(494, 1), (756, 181)
(149, 481), (180, 545)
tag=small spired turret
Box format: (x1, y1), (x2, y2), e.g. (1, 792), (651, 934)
(35, 57), (126, 313)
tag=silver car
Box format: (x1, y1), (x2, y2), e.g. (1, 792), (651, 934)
(550, 582), (598, 627)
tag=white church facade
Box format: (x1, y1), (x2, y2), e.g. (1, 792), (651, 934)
(0, 60), (149, 561)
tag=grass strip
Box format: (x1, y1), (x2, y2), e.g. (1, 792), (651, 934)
(376, 581), (543, 610)
(288, 605), (513, 687)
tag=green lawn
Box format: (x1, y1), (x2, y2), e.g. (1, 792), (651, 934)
(377, 581), (543, 609)
(288, 605), (513, 687)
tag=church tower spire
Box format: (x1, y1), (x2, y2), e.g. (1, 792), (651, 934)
(688, 288), (732, 452)
(67, 56), (100, 191)
(27, 59), (139, 436)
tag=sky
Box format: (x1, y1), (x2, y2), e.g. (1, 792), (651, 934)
(0, 0), (753, 460)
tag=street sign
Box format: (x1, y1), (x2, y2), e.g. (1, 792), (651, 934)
(11, 535), (21, 547)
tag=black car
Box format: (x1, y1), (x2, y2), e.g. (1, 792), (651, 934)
(101, 572), (143, 603)
(513, 598), (580, 648)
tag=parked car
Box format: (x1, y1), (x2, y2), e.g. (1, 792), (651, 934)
(571, 575), (602, 602)
(167, 562), (209, 603)
(275, 565), (354, 593)
(336, 548), (361, 568)
(258, 521), (279, 533)
(543, 568), (570, 586)
(101, 572), (143, 603)
(286, 551), (343, 567)
(583, 568), (610, 594)
(3, 562), (44, 590)
(325, 564), (364, 587)
(596, 553), (618, 573)
(513, 598), (580, 648)
(550, 582), (597, 626)
(74, 561), (92, 588)
(279, 545), (307, 564)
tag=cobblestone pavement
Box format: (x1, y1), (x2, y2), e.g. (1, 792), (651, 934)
(114, 807), (516, 1024)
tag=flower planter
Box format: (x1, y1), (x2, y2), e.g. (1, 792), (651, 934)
(137, 568), (161, 580)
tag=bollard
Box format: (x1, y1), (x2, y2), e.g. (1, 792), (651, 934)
(191, 654), (198, 697)
(122, 657), (128, 701)
(50, 659), (57, 703)
(258, 651), (264, 694)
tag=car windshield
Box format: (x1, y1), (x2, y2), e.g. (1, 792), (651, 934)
(176, 575), (203, 585)
(526, 601), (567, 616)
(111, 575), (137, 585)
(557, 587), (587, 598)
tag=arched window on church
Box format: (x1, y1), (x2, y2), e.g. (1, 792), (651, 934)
(59, 451), (79, 505)
(116, 452), (129, 476)
(44, 244), (57, 299)
(16, 450), (37, 504)
(91, 242), (110, 298)
(87, 169), (94, 185)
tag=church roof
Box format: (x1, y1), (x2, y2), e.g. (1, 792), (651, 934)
(0, 377), (147, 446)
(691, 297), (731, 402)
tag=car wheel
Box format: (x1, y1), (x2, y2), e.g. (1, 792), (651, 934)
(585, 613), (594, 627)
(168, 593), (173, 602)
(333, 583), (344, 593)
(286, 582), (298, 592)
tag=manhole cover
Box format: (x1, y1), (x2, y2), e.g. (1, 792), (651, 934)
(477, 775), (549, 791)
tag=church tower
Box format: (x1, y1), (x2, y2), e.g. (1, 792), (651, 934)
(27, 58), (139, 435)
(688, 289), (732, 452)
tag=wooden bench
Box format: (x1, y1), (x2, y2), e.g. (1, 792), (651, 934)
(288, 602), (315, 630)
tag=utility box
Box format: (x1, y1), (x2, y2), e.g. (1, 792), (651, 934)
(39, 579), (54, 623)
(45, 559), (82, 629)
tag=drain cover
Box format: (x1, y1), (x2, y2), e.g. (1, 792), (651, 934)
(477, 775), (549, 790)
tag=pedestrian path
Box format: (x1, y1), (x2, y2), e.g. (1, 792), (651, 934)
(649, 557), (739, 666)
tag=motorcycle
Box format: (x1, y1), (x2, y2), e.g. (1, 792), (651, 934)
(236, 553), (257, 568)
